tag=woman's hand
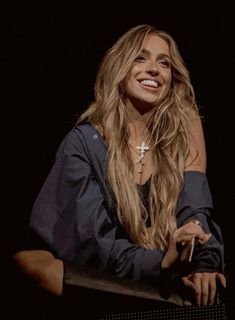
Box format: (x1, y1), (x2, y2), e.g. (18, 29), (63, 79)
(161, 220), (208, 268)
(182, 272), (226, 305)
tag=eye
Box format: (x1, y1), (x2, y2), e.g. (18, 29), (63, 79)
(158, 59), (171, 68)
(134, 55), (146, 62)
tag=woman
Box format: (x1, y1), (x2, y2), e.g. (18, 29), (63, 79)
(14, 24), (225, 306)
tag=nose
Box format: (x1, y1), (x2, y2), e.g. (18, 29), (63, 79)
(146, 60), (159, 76)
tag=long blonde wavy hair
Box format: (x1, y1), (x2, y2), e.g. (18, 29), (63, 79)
(78, 25), (199, 250)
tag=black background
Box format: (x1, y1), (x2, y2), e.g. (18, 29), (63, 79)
(2, 0), (235, 317)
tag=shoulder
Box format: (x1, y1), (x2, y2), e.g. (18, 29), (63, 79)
(71, 122), (105, 149)
(56, 122), (106, 159)
(60, 122), (98, 146)
(73, 122), (102, 139)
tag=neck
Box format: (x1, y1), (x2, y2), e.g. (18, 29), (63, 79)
(126, 102), (155, 141)
(128, 122), (149, 142)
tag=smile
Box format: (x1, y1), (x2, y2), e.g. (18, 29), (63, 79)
(138, 79), (161, 91)
(140, 79), (159, 88)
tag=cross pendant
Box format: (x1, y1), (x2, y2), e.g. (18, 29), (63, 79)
(135, 157), (145, 173)
(133, 142), (149, 174)
(137, 142), (149, 159)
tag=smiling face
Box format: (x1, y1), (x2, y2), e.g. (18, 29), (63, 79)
(124, 33), (172, 112)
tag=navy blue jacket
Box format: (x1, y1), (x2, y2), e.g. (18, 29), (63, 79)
(29, 123), (224, 282)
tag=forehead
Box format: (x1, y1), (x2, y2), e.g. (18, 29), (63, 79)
(141, 33), (170, 56)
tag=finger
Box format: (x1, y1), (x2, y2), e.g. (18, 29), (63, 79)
(177, 234), (195, 243)
(176, 230), (207, 243)
(193, 275), (202, 305)
(198, 233), (212, 245)
(176, 222), (207, 240)
(183, 221), (204, 234)
(209, 275), (217, 305)
(216, 273), (226, 288)
(182, 274), (202, 305)
(182, 276), (194, 288)
(201, 277), (209, 305)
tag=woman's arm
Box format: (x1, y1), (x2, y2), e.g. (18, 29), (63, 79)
(175, 110), (225, 304)
(13, 250), (63, 296)
(185, 111), (206, 173)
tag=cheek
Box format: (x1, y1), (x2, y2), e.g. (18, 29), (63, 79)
(161, 72), (172, 97)
(125, 71), (138, 91)
(129, 64), (142, 78)
(123, 78), (133, 98)
(164, 71), (172, 88)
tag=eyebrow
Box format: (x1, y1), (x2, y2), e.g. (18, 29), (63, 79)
(140, 48), (171, 59)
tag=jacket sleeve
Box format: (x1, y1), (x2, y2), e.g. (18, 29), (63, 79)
(176, 171), (225, 273)
(29, 127), (165, 282)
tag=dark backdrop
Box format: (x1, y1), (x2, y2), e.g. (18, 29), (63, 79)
(2, 0), (235, 316)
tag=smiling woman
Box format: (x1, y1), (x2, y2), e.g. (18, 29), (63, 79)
(13, 24), (225, 308)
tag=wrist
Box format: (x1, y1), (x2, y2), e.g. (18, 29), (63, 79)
(161, 246), (178, 269)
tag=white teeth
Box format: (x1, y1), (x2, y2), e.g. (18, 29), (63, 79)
(140, 79), (159, 88)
